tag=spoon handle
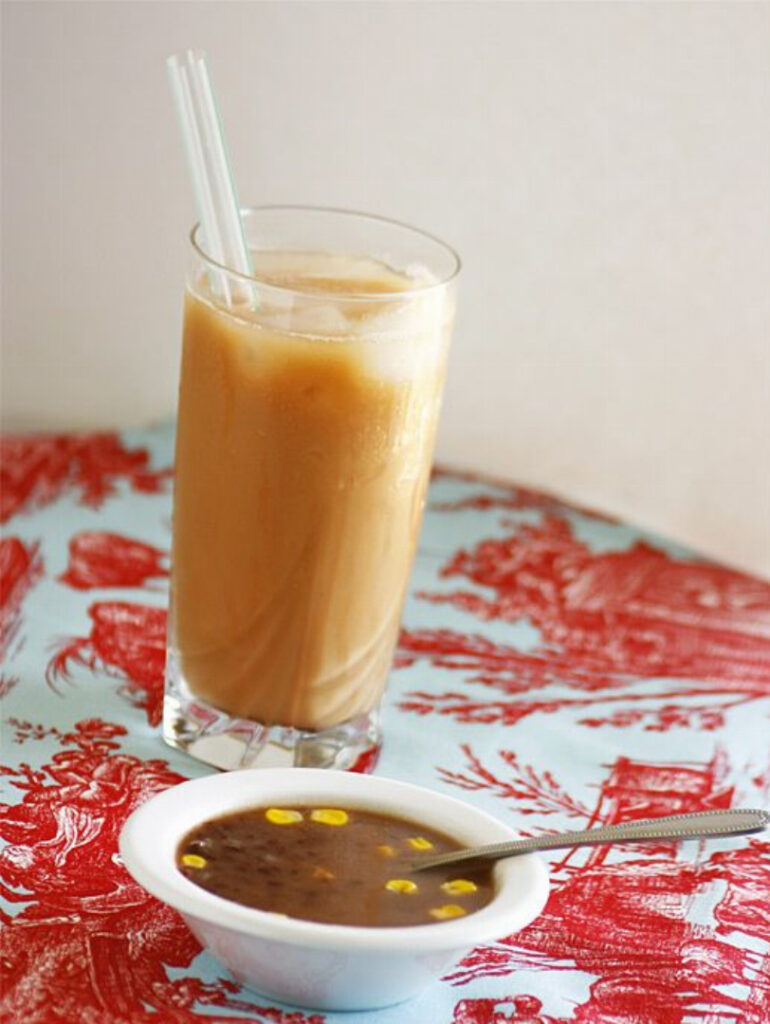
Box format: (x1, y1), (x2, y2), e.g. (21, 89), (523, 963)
(413, 808), (770, 872)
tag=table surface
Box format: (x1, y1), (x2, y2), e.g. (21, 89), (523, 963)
(2, 424), (770, 1024)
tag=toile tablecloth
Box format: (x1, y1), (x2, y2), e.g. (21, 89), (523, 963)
(2, 424), (769, 1024)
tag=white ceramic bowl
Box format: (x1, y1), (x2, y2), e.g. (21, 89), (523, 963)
(119, 768), (549, 1011)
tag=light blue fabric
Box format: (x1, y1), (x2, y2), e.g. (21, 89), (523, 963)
(2, 422), (768, 1024)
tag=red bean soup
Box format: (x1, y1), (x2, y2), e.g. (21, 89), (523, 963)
(177, 804), (495, 927)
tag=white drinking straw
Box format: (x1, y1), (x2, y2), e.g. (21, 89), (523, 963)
(167, 50), (256, 306)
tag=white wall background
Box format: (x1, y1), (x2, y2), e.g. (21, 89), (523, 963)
(2, 2), (769, 577)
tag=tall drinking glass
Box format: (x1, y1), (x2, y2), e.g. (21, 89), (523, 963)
(163, 206), (459, 770)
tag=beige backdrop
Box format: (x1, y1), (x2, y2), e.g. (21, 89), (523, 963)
(2, 2), (769, 577)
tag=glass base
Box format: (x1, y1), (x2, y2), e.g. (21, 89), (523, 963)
(162, 669), (381, 772)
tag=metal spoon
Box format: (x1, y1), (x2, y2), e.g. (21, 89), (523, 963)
(411, 808), (770, 872)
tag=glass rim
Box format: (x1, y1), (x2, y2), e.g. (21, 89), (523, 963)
(189, 204), (461, 302)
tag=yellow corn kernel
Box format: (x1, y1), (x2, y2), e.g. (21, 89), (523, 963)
(265, 808), (303, 825)
(310, 808), (349, 826)
(441, 879), (478, 896)
(313, 866), (335, 881)
(429, 904), (467, 920)
(385, 878), (419, 894)
(407, 837), (435, 851)
(180, 854), (207, 869)
(376, 844), (396, 858)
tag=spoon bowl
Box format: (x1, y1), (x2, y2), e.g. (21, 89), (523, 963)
(120, 767), (549, 1011)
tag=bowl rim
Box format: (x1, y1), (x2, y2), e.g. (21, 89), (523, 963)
(119, 768), (549, 953)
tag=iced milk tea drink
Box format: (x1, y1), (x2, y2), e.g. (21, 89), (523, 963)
(163, 207), (458, 769)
